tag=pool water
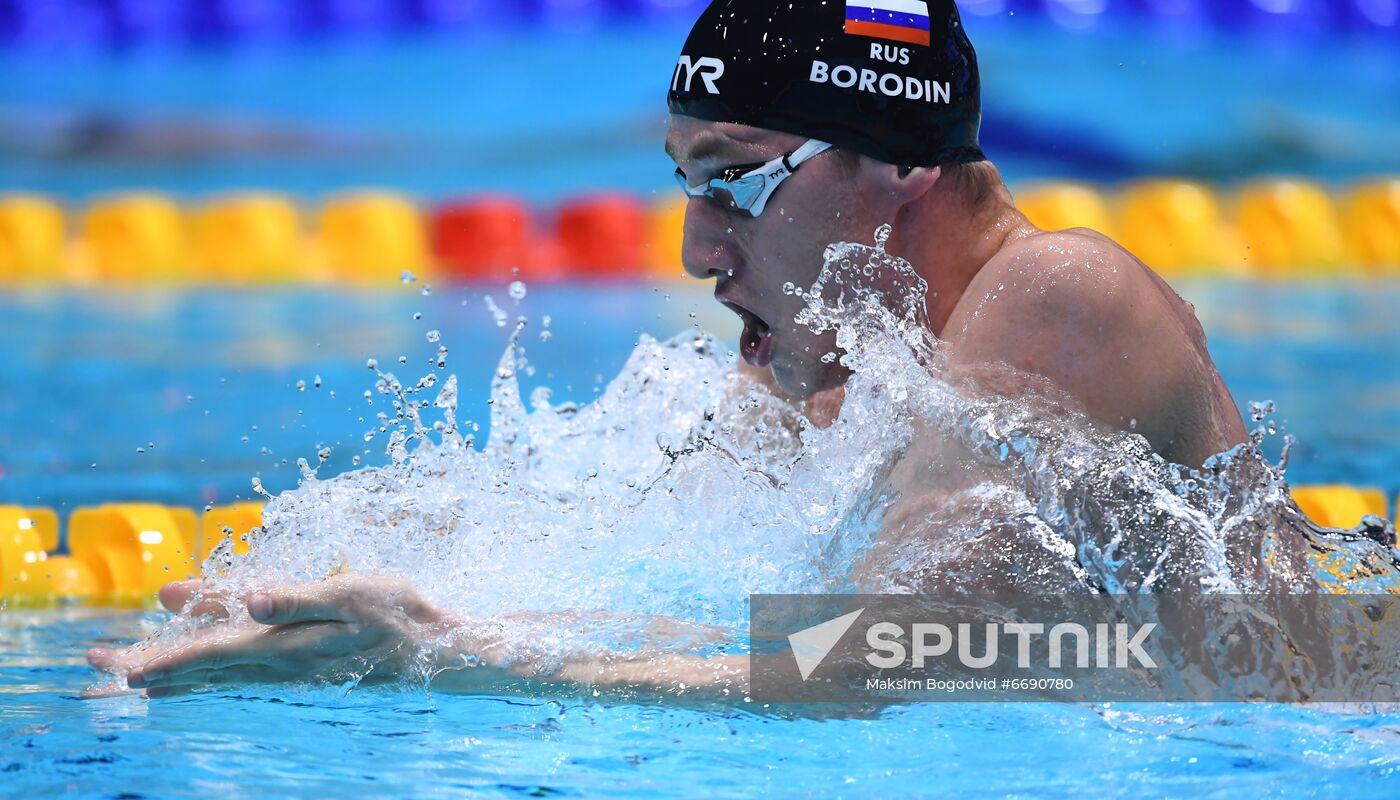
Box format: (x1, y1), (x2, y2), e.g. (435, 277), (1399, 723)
(2, 280), (1396, 510)
(5, 23), (1397, 201)
(5, 611), (1400, 797)
(2, 279), (1400, 796)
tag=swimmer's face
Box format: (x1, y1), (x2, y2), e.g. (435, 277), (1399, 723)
(665, 116), (907, 397)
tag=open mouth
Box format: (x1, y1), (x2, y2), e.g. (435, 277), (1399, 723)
(721, 299), (774, 368)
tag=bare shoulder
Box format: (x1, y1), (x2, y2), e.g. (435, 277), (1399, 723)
(940, 228), (1237, 464)
(943, 228), (1168, 347)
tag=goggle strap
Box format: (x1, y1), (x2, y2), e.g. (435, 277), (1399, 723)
(787, 139), (833, 170)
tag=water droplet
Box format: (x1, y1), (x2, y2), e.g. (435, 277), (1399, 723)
(483, 296), (508, 327)
(426, 330), (441, 343)
(872, 223), (892, 251)
(508, 280), (527, 301)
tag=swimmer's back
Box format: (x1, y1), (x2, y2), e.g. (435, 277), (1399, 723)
(941, 226), (1247, 467)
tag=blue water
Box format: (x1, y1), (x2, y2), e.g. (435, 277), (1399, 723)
(3, 21), (1396, 201)
(3, 10), (1400, 795)
(2, 281), (1397, 514)
(5, 610), (1400, 797)
(2, 280), (1400, 796)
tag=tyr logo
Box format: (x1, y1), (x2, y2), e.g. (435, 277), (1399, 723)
(672, 56), (725, 94)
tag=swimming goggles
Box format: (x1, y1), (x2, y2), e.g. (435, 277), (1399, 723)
(673, 139), (834, 218)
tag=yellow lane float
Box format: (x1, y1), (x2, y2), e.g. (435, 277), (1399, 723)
(5, 179), (1399, 286)
(0, 194), (65, 282)
(0, 506), (54, 601)
(80, 193), (190, 283)
(194, 193), (302, 283)
(1291, 485), (1389, 529)
(1343, 179), (1400, 272)
(1014, 182), (1115, 239)
(1119, 180), (1224, 277)
(317, 191), (431, 284)
(68, 503), (198, 603)
(647, 197), (687, 280)
(2, 486), (1397, 610)
(199, 501), (265, 562)
(1236, 180), (1345, 276)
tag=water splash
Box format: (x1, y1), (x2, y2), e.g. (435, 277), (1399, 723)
(126, 225), (1400, 685)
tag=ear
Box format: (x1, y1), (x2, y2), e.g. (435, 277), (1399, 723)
(866, 160), (941, 207)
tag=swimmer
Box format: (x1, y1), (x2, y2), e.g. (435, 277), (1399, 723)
(86, 0), (1283, 700)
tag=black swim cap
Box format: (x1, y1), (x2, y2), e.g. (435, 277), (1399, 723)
(668, 0), (984, 168)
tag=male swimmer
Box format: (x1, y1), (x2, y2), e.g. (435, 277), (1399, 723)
(87, 0), (1269, 699)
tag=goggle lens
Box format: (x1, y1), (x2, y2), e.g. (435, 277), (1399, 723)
(674, 170), (765, 213)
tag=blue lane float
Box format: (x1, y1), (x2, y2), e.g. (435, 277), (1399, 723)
(1, 0), (1393, 52)
(103, 0), (193, 48)
(189, 0), (300, 43)
(0, 0), (111, 53)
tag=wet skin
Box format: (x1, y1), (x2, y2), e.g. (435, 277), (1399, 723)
(86, 118), (1257, 700)
(664, 116), (1247, 468)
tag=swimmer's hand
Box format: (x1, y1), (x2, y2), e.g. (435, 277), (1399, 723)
(84, 574), (750, 703)
(84, 574), (452, 698)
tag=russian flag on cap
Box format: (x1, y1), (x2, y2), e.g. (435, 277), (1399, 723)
(844, 0), (931, 47)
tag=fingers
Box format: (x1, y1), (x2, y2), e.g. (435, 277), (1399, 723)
(159, 579), (240, 621)
(246, 584), (359, 626)
(87, 643), (158, 675)
(87, 647), (121, 671)
(136, 665), (288, 693)
(126, 622), (339, 690)
(126, 628), (274, 689)
(81, 680), (134, 699)
(158, 580), (203, 613)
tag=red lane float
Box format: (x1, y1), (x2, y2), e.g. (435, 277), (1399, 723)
(555, 193), (649, 279)
(431, 196), (534, 282)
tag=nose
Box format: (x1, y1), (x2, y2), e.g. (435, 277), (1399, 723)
(680, 199), (741, 282)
